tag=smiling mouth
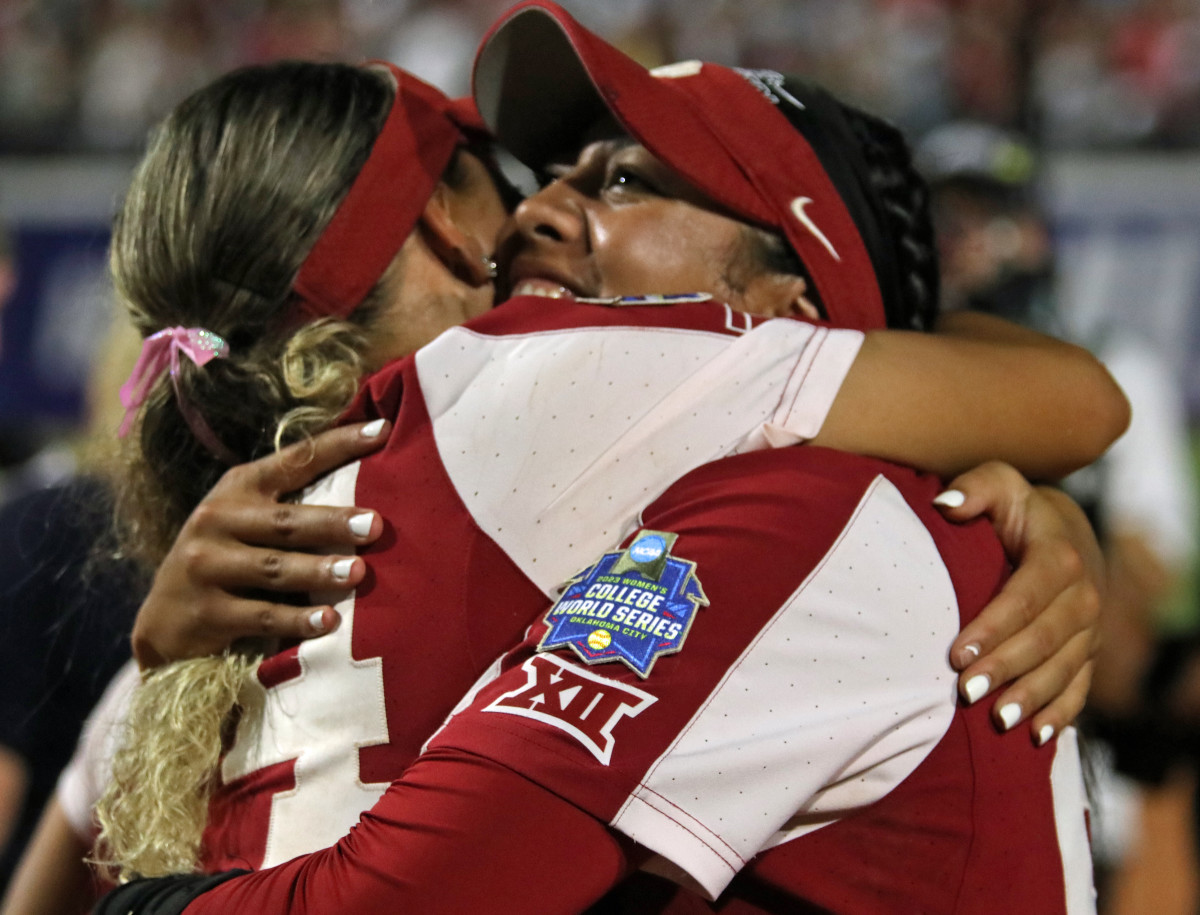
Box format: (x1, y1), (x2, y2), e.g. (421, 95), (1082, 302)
(511, 279), (578, 301)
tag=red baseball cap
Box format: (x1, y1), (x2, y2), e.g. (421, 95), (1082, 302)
(290, 63), (488, 323)
(473, 1), (898, 331)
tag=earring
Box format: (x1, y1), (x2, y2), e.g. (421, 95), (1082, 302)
(482, 255), (498, 280)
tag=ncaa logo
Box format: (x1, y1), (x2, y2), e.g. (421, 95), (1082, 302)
(629, 534), (666, 564)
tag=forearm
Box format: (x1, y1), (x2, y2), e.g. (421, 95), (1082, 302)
(815, 311), (1130, 481)
(0, 798), (96, 915)
(98, 750), (630, 915)
(0, 747), (27, 855)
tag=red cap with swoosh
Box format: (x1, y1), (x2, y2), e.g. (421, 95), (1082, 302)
(473, 1), (899, 331)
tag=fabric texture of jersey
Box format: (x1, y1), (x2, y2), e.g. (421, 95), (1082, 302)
(427, 448), (1095, 912)
(203, 295), (863, 870)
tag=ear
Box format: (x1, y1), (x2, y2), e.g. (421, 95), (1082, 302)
(417, 184), (494, 287)
(741, 273), (820, 321)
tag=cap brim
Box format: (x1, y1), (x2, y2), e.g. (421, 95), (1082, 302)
(473, 3), (770, 223)
(473, 6), (607, 168)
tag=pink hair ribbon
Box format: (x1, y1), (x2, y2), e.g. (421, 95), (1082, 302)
(118, 326), (238, 464)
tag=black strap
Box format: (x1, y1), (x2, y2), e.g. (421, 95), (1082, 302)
(93, 870), (249, 915)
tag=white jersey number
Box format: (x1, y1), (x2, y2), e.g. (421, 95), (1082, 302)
(220, 461), (391, 867)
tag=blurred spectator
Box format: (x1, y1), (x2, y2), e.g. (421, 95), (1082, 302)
(0, 314), (144, 898)
(0, 9), (75, 153)
(379, 0), (484, 96)
(78, 3), (215, 151)
(0, 479), (141, 898)
(918, 118), (1200, 915)
(916, 121), (1057, 328)
(240, 0), (350, 63)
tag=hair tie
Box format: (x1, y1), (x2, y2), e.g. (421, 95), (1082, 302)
(118, 327), (238, 465)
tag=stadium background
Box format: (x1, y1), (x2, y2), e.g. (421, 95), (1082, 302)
(1, 1), (1199, 909)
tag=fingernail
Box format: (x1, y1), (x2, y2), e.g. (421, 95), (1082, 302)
(308, 609), (327, 633)
(964, 674), (990, 704)
(999, 702), (1022, 730)
(361, 419), (386, 438)
(1037, 724), (1055, 747)
(348, 513), (374, 537)
(933, 489), (965, 508)
(961, 643), (981, 664)
(331, 558), (355, 582)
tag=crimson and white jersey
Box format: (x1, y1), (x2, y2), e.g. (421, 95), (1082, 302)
(187, 448), (1093, 914)
(426, 448), (1094, 912)
(203, 295), (863, 871)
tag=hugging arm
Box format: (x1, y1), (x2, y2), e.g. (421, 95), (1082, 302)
(938, 463), (1102, 740)
(818, 310), (1129, 481)
(129, 420), (390, 670)
(95, 752), (632, 915)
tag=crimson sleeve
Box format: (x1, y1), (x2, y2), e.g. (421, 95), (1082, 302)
(182, 748), (632, 915)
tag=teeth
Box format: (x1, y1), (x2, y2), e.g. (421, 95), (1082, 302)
(513, 280), (574, 299)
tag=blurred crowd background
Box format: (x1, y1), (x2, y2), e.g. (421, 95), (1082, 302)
(1, 0), (1200, 153)
(1, 1), (1199, 912)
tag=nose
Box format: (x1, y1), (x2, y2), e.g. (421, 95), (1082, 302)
(510, 178), (588, 249)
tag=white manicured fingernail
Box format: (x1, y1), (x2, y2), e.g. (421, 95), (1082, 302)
(308, 609), (327, 632)
(999, 702), (1022, 730)
(361, 419), (386, 438)
(964, 674), (990, 704)
(331, 558), (355, 581)
(962, 643), (981, 660)
(348, 513), (374, 537)
(933, 489), (965, 508)
(1037, 724), (1055, 746)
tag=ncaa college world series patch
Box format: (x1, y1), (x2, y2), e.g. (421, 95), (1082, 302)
(540, 530), (708, 678)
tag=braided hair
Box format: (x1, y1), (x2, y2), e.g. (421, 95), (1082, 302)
(836, 101), (940, 332)
(760, 75), (941, 332)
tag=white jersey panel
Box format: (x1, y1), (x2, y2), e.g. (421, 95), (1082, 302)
(222, 460), (393, 868)
(418, 320), (862, 595)
(1053, 727), (1098, 914)
(56, 659), (141, 841)
(609, 476), (960, 898)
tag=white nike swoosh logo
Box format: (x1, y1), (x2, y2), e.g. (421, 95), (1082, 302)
(790, 197), (840, 262)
